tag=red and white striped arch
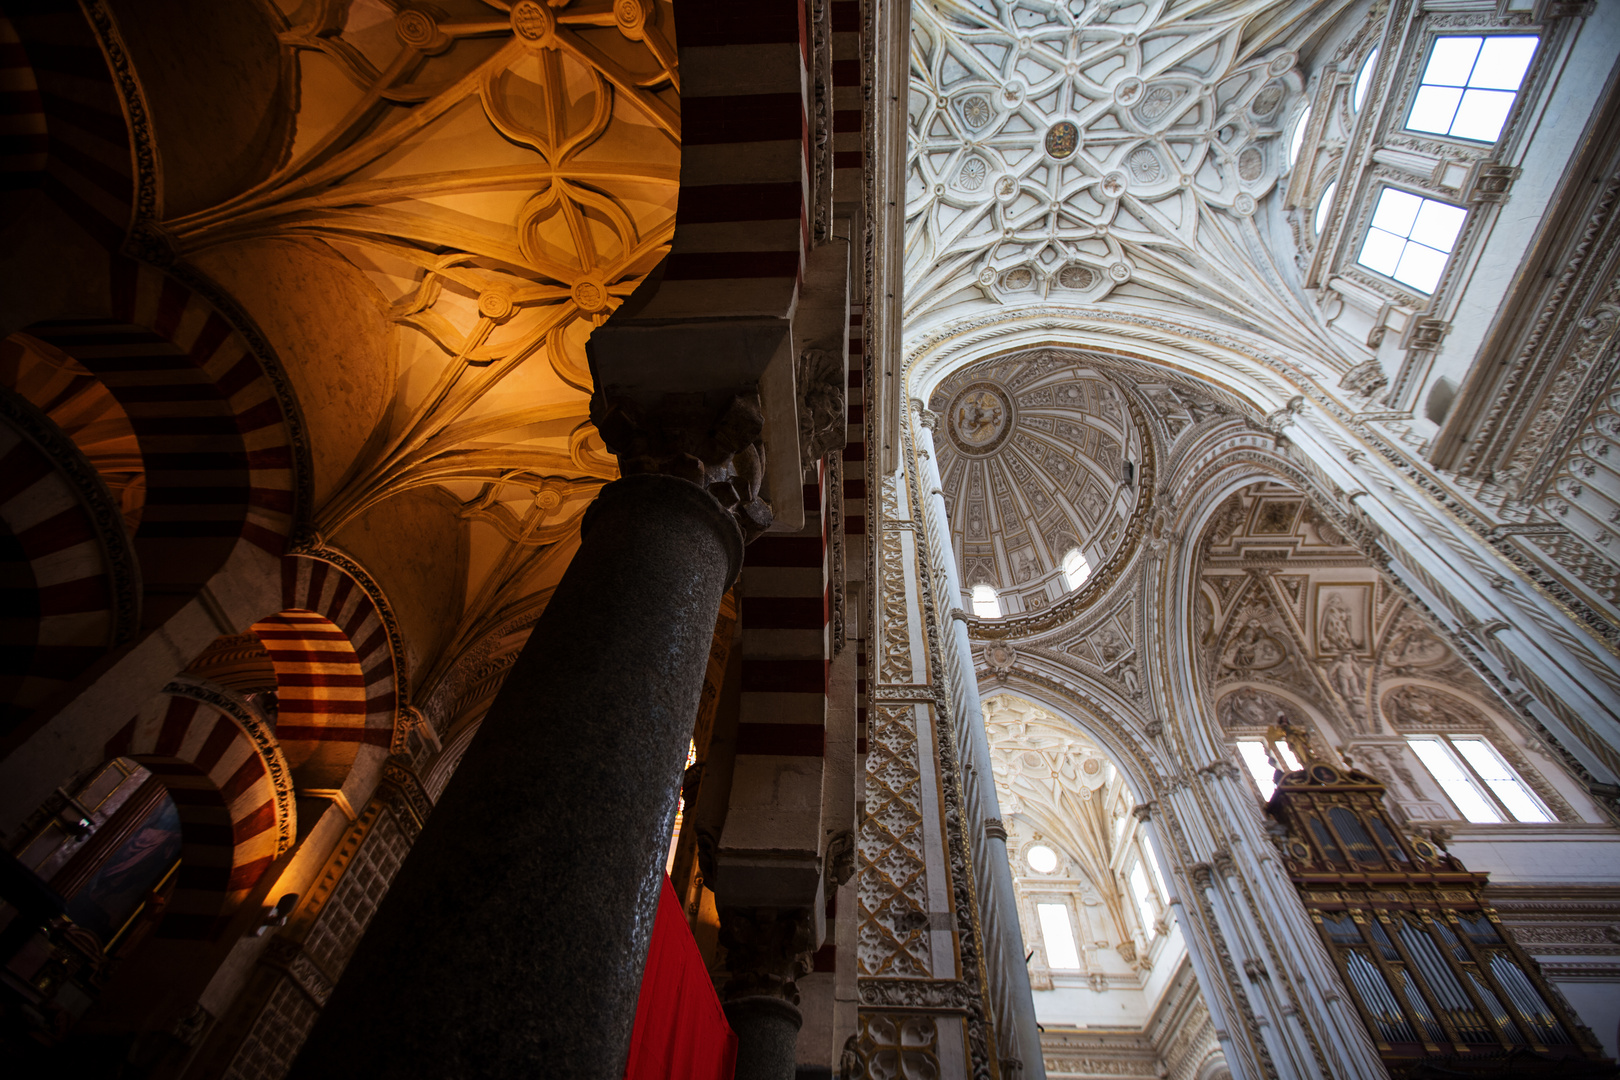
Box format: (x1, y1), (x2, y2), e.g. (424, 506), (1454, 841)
(29, 262), (299, 628)
(633, 0), (809, 322)
(105, 693), (292, 940)
(0, 417), (122, 736)
(255, 555), (401, 795)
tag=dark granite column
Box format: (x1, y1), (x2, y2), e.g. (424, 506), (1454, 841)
(289, 470), (747, 1080)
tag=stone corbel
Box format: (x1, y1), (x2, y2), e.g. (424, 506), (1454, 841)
(1467, 164), (1521, 205)
(793, 238), (852, 470)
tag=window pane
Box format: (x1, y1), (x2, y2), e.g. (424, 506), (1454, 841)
(972, 584), (1000, 618)
(1314, 180), (1337, 234)
(1038, 903), (1082, 968)
(1354, 48), (1379, 111)
(1027, 843), (1059, 873)
(1409, 87), (1462, 135)
(1425, 37), (1483, 87)
(1371, 188), (1421, 234)
(1358, 228), (1405, 276)
(1273, 740), (1302, 771)
(1409, 199), (1467, 251)
(1144, 846), (1169, 901)
(1130, 862), (1157, 938)
(1409, 739), (1503, 823)
(1450, 88), (1515, 142)
(1237, 740), (1277, 797)
(1471, 36), (1538, 91)
(1063, 548), (1090, 590)
(1451, 739), (1552, 823)
(1288, 105), (1311, 167)
(1393, 242), (1449, 294)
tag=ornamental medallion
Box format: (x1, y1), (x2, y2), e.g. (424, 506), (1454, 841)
(1044, 121), (1079, 159)
(947, 383), (1014, 455)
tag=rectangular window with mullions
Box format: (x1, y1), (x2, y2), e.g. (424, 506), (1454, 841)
(1406, 736), (1553, 824)
(1358, 188), (1467, 295)
(1407, 35), (1539, 144)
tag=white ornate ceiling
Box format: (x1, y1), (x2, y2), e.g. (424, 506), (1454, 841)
(905, 0), (1356, 365)
(983, 694), (1135, 934)
(929, 350), (1150, 611)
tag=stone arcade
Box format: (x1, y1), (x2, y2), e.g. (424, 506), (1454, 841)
(1, 1), (1619, 1078)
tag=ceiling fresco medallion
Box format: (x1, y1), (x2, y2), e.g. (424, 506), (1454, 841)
(947, 383), (1014, 456)
(1045, 121), (1079, 159)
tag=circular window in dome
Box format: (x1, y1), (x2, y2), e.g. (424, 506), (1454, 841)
(1027, 844), (1059, 874)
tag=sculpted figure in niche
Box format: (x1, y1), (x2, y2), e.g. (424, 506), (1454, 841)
(1327, 653), (1369, 728)
(1320, 594), (1359, 654)
(1093, 626), (1125, 664)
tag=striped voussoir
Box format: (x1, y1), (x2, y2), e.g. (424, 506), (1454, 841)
(105, 695), (281, 939)
(252, 556), (397, 790)
(0, 7), (133, 248)
(640, 0), (808, 321)
(0, 419), (116, 737)
(29, 263), (296, 625)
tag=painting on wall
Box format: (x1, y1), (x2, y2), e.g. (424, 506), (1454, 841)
(65, 794), (183, 943)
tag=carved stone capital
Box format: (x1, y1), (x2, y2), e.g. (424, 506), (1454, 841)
(590, 390), (774, 543)
(1191, 863), (1215, 890)
(1130, 801), (1155, 823)
(911, 397), (940, 431)
(718, 905), (816, 1004)
(983, 817), (1008, 841)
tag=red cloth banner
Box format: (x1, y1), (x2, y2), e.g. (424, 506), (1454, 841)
(622, 876), (737, 1080)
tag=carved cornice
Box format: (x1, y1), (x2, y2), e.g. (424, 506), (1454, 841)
(858, 979), (976, 1011)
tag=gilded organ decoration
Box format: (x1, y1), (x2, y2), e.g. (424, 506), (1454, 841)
(1264, 733), (1609, 1075)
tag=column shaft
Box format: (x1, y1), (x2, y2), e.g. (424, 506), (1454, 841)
(289, 474), (742, 1080)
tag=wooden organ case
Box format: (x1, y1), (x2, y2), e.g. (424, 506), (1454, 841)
(1262, 722), (1615, 1078)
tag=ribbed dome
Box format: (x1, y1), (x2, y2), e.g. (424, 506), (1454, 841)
(929, 351), (1151, 617)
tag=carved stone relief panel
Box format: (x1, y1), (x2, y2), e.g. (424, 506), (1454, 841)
(858, 703), (933, 978)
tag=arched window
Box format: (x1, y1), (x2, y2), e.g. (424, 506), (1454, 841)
(1314, 179), (1338, 234)
(1353, 48), (1379, 111)
(1061, 548), (1091, 590)
(1288, 105), (1312, 168)
(971, 583), (1001, 618)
